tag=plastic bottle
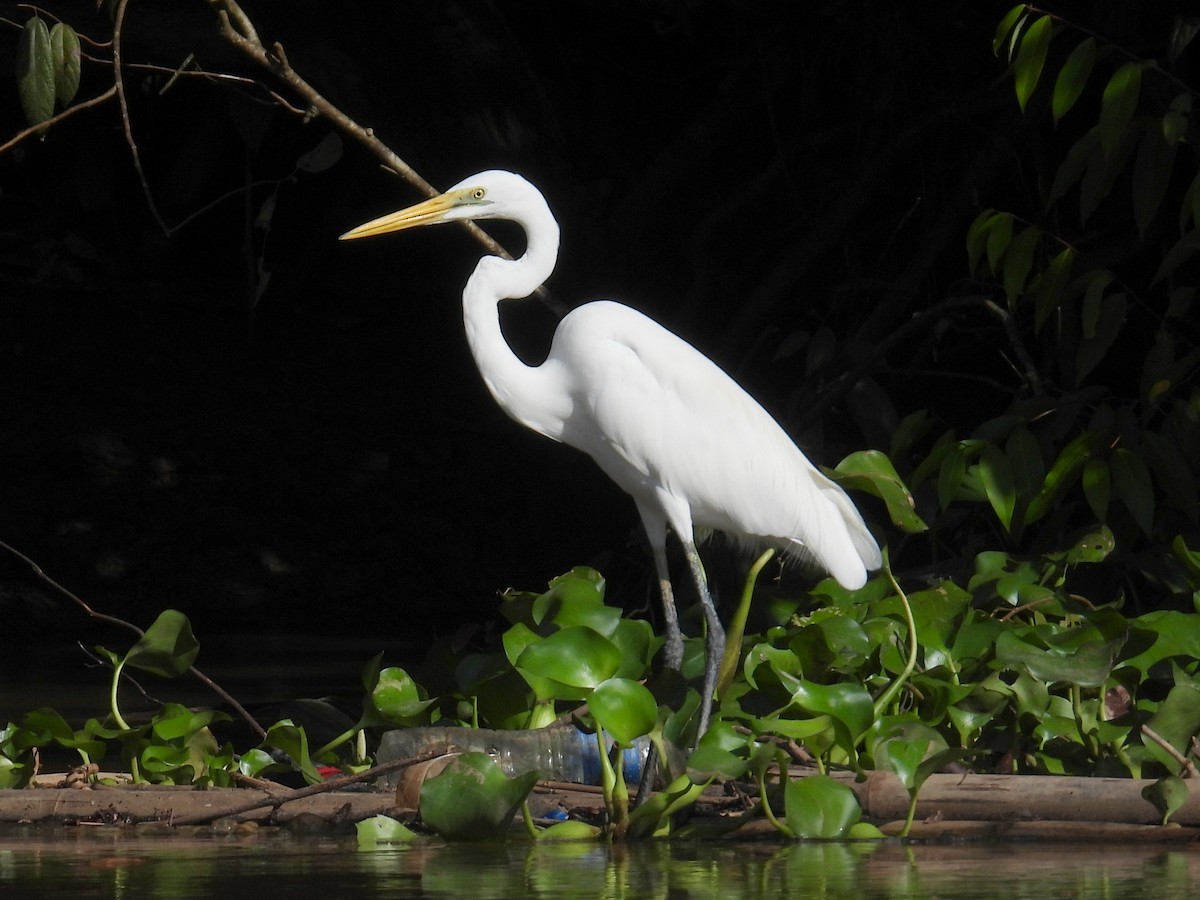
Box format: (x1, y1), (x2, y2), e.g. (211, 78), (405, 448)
(376, 724), (650, 786)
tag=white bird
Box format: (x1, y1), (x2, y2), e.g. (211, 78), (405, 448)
(340, 171), (881, 737)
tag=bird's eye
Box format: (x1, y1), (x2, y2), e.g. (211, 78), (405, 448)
(471, 188), (486, 200)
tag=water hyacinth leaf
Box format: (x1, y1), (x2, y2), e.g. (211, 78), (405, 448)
(261, 720), (323, 783)
(1012, 15), (1053, 112)
(608, 617), (656, 680)
(1142, 685), (1200, 775)
(588, 677), (657, 745)
(1052, 36), (1097, 123)
(125, 610), (199, 678)
(1143, 775), (1189, 825)
(150, 703), (224, 742)
(783, 676), (874, 747)
(49, 22), (80, 108)
(534, 819), (604, 841)
(1099, 62), (1143, 159)
(833, 449), (926, 532)
(783, 773), (861, 839)
(514, 626), (622, 695)
(686, 720), (753, 780)
(533, 567), (612, 632)
(995, 629), (1122, 687)
(356, 814), (419, 846)
(16, 17), (55, 126)
(1111, 447), (1155, 535)
(1121, 610), (1200, 677)
(419, 751), (537, 840)
(371, 667), (437, 722)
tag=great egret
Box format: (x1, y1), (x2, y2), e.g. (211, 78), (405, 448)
(340, 171), (881, 737)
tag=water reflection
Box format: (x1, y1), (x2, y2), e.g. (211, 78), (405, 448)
(1, 827), (1198, 898)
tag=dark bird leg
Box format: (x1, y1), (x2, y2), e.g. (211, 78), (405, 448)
(683, 540), (724, 739)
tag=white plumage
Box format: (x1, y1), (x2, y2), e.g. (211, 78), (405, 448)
(342, 170), (881, 736)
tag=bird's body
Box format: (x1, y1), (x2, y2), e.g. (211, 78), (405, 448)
(342, 171), (881, 736)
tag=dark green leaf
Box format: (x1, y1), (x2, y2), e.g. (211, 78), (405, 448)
(588, 678), (658, 745)
(125, 610), (199, 678)
(1132, 126), (1177, 237)
(48, 22), (80, 108)
(419, 751), (537, 840)
(371, 667), (436, 723)
(1082, 458), (1111, 522)
(995, 629), (1122, 687)
(994, 5), (1028, 57)
(1006, 426), (1044, 506)
(985, 212), (1013, 273)
(1047, 127), (1100, 210)
(1013, 15), (1053, 112)
(1143, 686), (1200, 775)
(356, 814), (420, 845)
(937, 443), (968, 510)
(1143, 775), (1189, 825)
(1076, 291), (1127, 383)
(1031, 247), (1076, 331)
(1153, 229), (1200, 286)
(833, 449), (926, 532)
(1052, 37), (1097, 123)
(977, 443), (1016, 531)
(514, 626), (622, 697)
(16, 17), (54, 126)
(1002, 225), (1041, 307)
(1110, 448), (1155, 535)
(1099, 62), (1142, 160)
(783, 774), (861, 839)
(1025, 431), (1094, 524)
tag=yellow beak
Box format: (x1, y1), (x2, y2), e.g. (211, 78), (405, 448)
(339, 190), (467, 241)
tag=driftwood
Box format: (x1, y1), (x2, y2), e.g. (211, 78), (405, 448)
(831, 770), (1200, 826)
(3, 769), (1199, 839)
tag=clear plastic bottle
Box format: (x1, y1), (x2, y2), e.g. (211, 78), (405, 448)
(376, 724), (650, 785)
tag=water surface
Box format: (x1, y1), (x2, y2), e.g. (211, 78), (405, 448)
(2, 827), (1197, 898)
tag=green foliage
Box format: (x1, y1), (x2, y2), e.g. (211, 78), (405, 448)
(418, 752), (538, 840)
(15, 17), (80, 126)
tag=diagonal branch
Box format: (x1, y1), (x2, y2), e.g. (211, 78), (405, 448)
(204, 0), (565, 315)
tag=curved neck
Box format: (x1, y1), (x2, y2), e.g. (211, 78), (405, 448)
(461, 204), (569, 438)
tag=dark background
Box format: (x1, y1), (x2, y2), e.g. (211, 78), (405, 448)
(0, 2), (1192, 695)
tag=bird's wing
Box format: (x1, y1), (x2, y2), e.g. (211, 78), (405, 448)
(550, 302), (879, 587)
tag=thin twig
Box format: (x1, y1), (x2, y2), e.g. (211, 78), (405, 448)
(0, 540), (267, 740)
(205, 0), (566, 316)
(111, 0), (168, 234)
(1142, 724), (1200, 779)
(169, 751), (441, 825)
(0, 86), (117, 156)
